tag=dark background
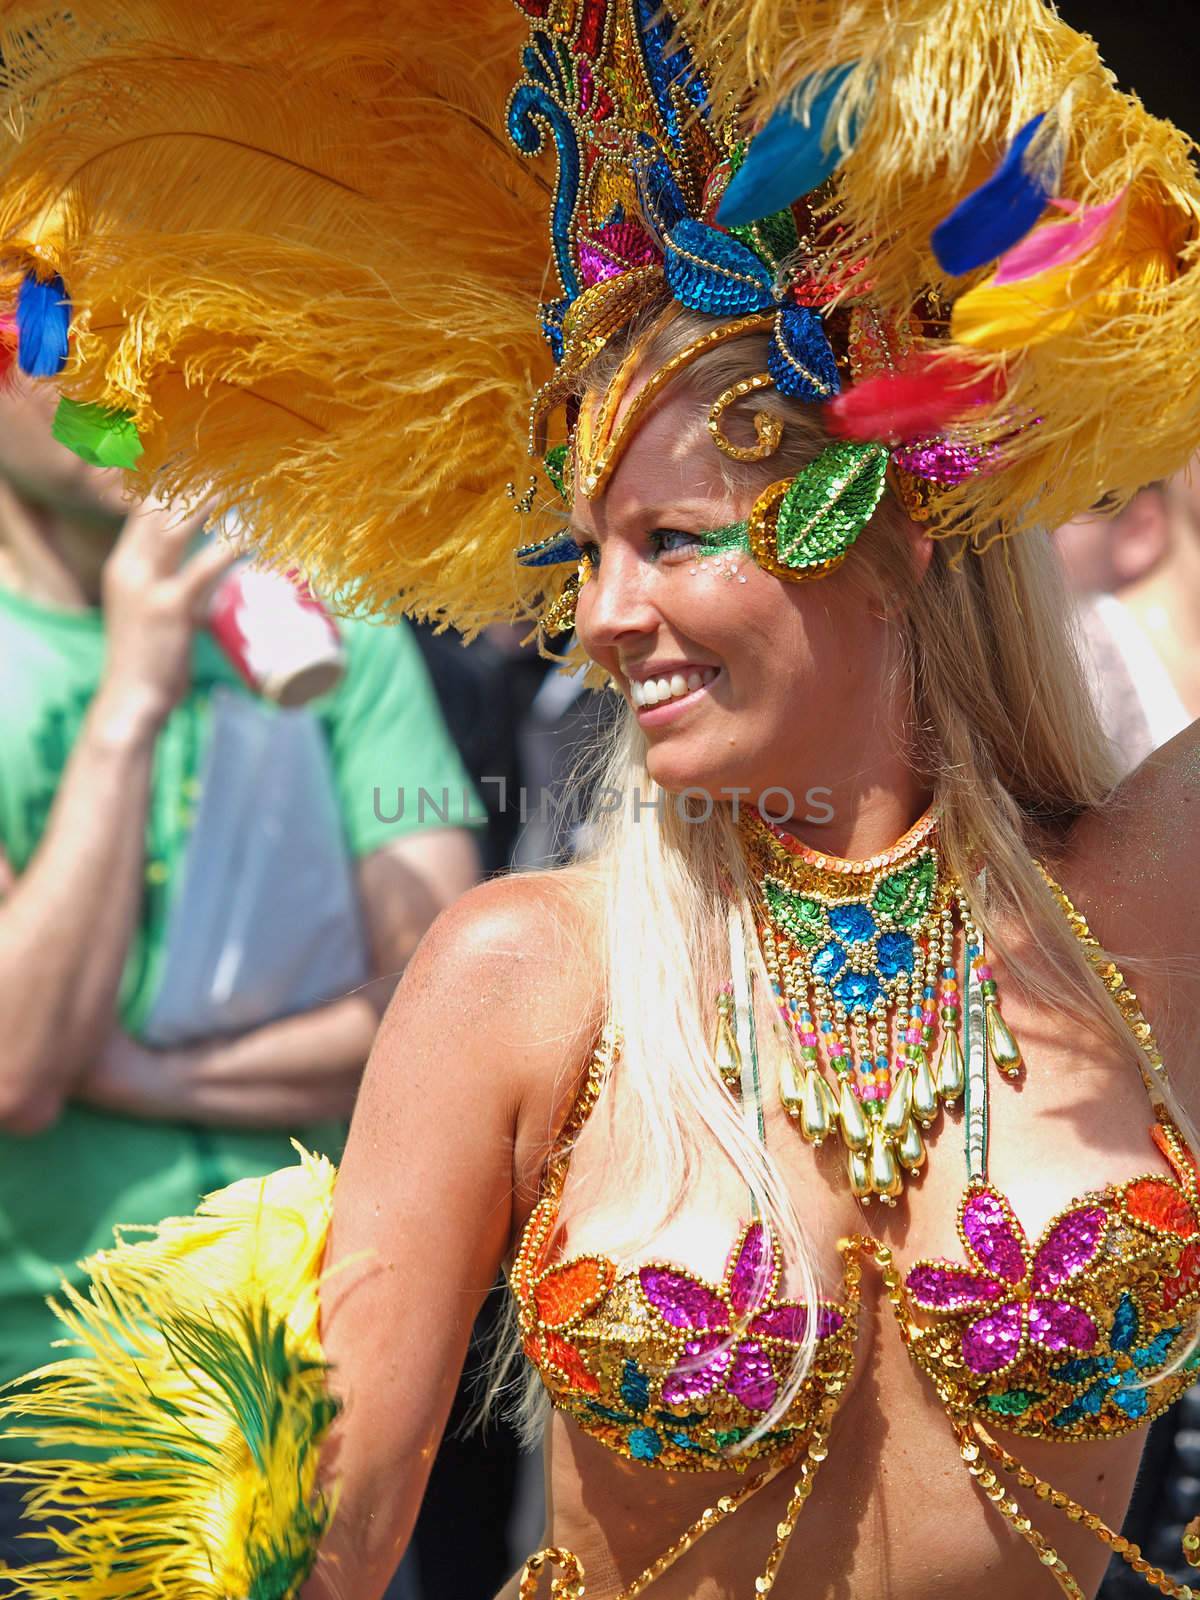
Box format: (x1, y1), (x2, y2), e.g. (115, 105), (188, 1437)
(1055, 0), (1198, 139)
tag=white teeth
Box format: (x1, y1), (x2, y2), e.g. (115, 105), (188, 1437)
(630, 667), (719, 709)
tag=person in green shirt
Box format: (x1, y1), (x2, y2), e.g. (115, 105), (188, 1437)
(0, 383), (482, 1522)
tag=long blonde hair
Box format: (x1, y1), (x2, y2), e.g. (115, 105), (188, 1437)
(494, 302), (1185, 1442)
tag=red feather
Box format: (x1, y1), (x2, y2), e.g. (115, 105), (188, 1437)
(0, 317), (15, 387)
(826, 355), (1005, 444)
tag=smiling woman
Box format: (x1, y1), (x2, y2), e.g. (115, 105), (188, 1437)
(1, 2), (1200, 1599)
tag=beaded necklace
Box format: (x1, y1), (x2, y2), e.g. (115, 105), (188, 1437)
(732, 808), (1022, 1204)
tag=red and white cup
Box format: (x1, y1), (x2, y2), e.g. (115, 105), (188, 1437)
(208, 559), (346, 707)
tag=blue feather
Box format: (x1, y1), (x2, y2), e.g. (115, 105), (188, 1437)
(931, 113), (1062, 277)
(716, 64), (859, 229)
(16, 273), (71, 377)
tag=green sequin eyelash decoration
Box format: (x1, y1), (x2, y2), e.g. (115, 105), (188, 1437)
(695, 520), (751, 556)
(748, 441), (890, 582)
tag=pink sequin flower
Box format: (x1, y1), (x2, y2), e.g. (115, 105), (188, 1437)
(639, 1221), (844, 1413)
(906, 1186), (1107, 1377)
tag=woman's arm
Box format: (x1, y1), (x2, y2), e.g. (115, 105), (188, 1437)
(299, 869), (599, 1600)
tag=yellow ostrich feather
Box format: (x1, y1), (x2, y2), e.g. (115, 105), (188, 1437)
(0, 1150), (339, 1600)
(686, 0), (1200, 543)
(0, 0), (566, 632)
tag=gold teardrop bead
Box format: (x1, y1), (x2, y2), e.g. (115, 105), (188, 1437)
(848, 1148), (872, 1199)
(986, 1001), (1023, 1078)
(934, 1027), (965, 1103)
(779, 1054), (804, 1116)
(713, 1008), (741, 1088)
(882, 1066), (913, 1137)
(800, 1070), (833, 1144)
(815, 1070), (840, 1121)
(838, 1080), (871, 1152)
(870, 1124), (902, 1200)
(898, 1118), (926, 1172)
(911, 1053), (939, 1125)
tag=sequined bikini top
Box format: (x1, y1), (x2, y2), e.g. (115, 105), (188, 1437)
(511, 1029), (858, 1473)
(510, 882), (1200, 1599)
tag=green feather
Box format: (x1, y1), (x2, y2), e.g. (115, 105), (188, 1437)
(51, 397), (144, 469)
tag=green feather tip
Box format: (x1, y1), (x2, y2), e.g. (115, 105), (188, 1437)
(51, 397), (144, 469)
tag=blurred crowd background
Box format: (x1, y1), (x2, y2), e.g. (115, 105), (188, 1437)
(0, 4), (1197, 1597)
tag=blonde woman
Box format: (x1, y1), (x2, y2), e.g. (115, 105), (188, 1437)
(298, 308), (1200, 1600)
(0, 2), (1199, 1599)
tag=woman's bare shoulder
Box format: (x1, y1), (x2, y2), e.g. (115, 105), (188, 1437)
(1062, 722), (1198, 932)
(385, 864), (605, 1206)
(405, 862), (600, 1004)
(1059, 719), (1200, 1057)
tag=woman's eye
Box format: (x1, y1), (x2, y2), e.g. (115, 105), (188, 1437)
(650, 528), (700, 559)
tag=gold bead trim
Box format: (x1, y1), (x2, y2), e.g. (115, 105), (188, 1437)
(707, 371), (783, 462)
(1035, 863), (1167, 1081)
(528, 265), (667, 457)
(755, 803), (939, 877)
(972, 1420), (1197, 1598)
(577, 312), (777, 499)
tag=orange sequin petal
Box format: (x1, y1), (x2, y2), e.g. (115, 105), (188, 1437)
(1124, 1178), (1197, 1238)
(1163, 1241), (1200, 1311)
(1153, 1122), (1200, 1190)
(542, 1328), (600, 1394)
(533, 1256), (615, 1328)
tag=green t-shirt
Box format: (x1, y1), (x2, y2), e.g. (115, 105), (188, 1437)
(0, 587), (479, 1455)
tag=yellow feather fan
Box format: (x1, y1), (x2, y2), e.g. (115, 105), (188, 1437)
(689, 0), (1200, 544)
(0, 0), (564, 631)
(0, 1150), (338, 1600)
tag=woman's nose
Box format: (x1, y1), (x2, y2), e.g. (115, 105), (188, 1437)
(576, 544), (658, 650)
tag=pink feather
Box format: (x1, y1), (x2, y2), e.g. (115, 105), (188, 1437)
(992, 188), (1127, 286)
(825, 355), (1004, 444)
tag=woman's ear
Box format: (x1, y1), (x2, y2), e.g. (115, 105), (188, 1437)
(905, 515), (936, 584)
(1110, 486), (1171, 586)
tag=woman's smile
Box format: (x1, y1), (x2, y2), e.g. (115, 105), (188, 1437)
(627, 664), (721, 719)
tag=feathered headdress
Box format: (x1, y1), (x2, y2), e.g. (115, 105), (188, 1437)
(0, 0), (1198, 632)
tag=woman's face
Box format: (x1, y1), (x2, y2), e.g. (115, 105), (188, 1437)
(572, 384), (917, 816)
